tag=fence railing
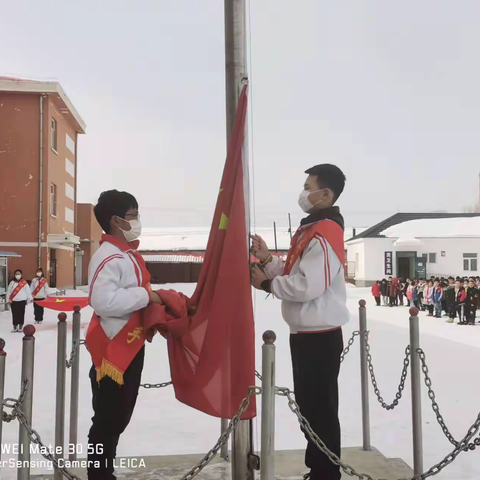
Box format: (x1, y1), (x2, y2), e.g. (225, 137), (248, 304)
(2, 301), (480, 480)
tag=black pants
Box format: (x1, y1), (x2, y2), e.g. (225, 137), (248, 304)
(389, 296), (396, 306)
(290, 329), (343, 480)
(87, 346), (145, 479)
(11, 300), (26, 327)
(398, 293), (404, 305)
(427, 305), (434, 315)
(465, 307), (477, 324)
(374, 296), (381, 306)
(457, 305), (465, 323)
(33, 299), (45, 322)
(448, 304), (457, 319)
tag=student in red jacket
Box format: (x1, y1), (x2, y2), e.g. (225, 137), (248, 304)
(371, 281), (381, 306)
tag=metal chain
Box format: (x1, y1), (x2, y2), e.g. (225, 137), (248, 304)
(181, 386), (261, 480)
(276, 386), (375, 480)
(79, 338), (89, 352)
(255, 370), (262, 382)
(365, 332), (411, 410)
(13, 403), (82, 480)
(140, 381), (173, 389)
(276, 384), (480, 480)
(66, 339), (79, 369)
(2, 378), (28, 423)
(340, 330), (360, 363)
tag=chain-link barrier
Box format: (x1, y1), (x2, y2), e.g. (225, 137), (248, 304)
(340, 330), (360, 363)
(2, 378), (28, 423)
(140, 381), (173, 389)
(181, 386), (261, 480)
(2, 378), (81, 479)
(365, 332), (411, 410)
(66, 339), (79, 369)
(79, 338), (89, 352)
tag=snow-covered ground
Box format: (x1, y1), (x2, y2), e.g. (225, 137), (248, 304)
(1, 286), (480, 479)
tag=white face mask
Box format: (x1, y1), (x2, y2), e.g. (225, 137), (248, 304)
(298, 189), (324, 213)
(15, 274), (22, 281)
(36, 272), (42, 278)
(118, 218), (142, 242)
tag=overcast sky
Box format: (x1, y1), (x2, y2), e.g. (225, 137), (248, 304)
(2, 1), (480, 230)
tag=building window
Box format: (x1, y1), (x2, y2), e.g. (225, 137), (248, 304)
(463, 253), (478, 272)
(65, 207), (74, 224)
(65, 182), (74, 200)
(428, 253), (436, 264)
(51, 118), (58, 152)
(66, 133), (75, 155)
(50, 183), (57, 217)
(65, 158), (75, 177)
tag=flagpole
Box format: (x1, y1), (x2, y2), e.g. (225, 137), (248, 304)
(224, 1), (254, 479)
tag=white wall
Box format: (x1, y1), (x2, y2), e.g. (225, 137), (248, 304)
(346, 236), (480, 285)
(414, 238), (480, 277)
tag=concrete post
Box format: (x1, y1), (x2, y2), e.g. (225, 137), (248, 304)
(358, 300), (371, 451)
(69, 306), (81, 460)
(54, 313), (67, 479)
(0, 338), (6, 463)
(409, 307), (423, 475)
(17, 325), (36, 480)
(260, 331), (276, 480)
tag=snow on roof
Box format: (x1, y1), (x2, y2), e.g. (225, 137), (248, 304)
(139, 226), (360, 252)
(380, 217), (480, 239)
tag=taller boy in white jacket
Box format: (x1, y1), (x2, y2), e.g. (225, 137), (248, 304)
(251, 164), (348, 480)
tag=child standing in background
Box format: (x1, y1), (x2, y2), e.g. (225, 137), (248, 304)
(371, 281), (381, 306)
(433, 280), (443, 318)
(6, 270), (33, 333)
(30, 268), (49, 324)
(380, 279), (388, 306)
(424, 280), (434, 317)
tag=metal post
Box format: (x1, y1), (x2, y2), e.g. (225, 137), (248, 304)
(0, 338), (6, 463)
(273, 222), (278, 252)
(225, 1), (253, 478)
(358, 300), (371, 451)
(261, 331), (276, 480)
(54, 313), (67, 479)
(18, 325), (36, 480)
(409, 307), (423, 475)
(288, 213), (292, 241)
(220, 419), (229, 460)
(69, 306), (81, 460)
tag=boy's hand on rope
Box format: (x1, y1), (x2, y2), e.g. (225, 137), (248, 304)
(250, 234), (269, 262)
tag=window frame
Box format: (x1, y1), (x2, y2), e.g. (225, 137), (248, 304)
(463, 253), (478, 272)
(428, 253), (437, 264)
(51, 118), (58, 154)
(50, 183), (57, 217)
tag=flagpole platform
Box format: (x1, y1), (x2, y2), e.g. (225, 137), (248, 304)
(30, 447), (413, 479)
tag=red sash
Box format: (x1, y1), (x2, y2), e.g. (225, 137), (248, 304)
(86, 235), (152, 385)
(284, 220), (345, 275)
(10, 279), (27, 302)
(32, 278), (47, 298)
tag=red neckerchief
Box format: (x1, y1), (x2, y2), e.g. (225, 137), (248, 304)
(100, 234), (151, 289)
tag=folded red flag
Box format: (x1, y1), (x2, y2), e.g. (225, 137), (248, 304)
(150, 86), (256, 419)
(35, 297), (89, 311)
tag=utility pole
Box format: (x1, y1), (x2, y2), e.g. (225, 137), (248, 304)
(273, 222), (278, 252)
(224, 2), (254, 480)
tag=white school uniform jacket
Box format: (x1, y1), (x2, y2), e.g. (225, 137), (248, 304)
(88, 240), (150, 340)
(264, 232), (349, 333)
(30, 278), (49, 299)
(6, 281), (33, 303)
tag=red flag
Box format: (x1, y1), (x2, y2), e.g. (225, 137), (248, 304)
(164, 86), (256, 419)
(36, 297), (89, 311)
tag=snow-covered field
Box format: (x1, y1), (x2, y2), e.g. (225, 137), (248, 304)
(1, 285), (480, 479)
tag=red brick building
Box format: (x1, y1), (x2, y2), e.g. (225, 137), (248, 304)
(0, 77), (86, 287)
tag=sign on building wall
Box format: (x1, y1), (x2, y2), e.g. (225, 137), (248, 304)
(385, 251), (393, 276)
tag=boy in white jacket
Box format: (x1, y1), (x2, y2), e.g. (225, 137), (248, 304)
(251, 164), (348, 480)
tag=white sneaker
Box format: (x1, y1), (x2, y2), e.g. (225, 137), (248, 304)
(11, 327), (17, 333)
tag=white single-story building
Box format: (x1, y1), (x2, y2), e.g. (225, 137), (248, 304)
(345, 213), (480, 286)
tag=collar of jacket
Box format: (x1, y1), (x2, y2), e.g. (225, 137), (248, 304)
(100, 234), (140, 252)
(299, 206), (345, 231)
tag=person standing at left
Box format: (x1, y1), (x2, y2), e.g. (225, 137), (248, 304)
(31, 268), (49, 324)
(6, 269), (33, 332)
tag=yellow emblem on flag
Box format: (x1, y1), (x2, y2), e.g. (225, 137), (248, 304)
(55, 299), (65, 303)
(219, 188), (224, 194)
(219, 213), (229, 230)
(127, 327), (143, 344)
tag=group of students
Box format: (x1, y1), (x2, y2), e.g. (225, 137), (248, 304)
(5, 268), (50, 332)
(372, 276), (480, 325)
